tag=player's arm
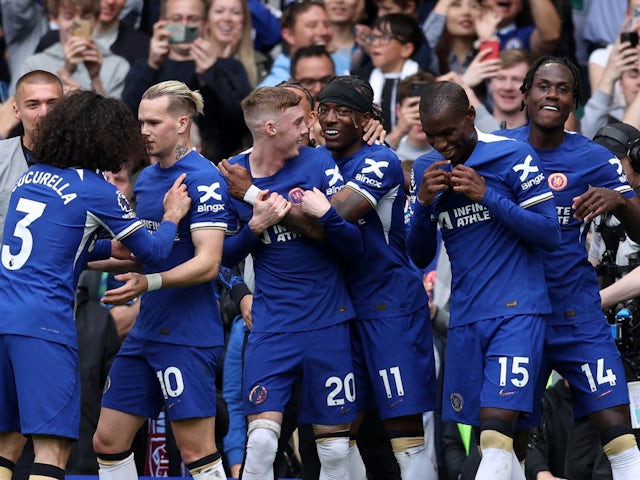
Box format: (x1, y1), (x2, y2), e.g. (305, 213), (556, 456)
(101, 227), (224, 305)
(452, 162), (560, 251)
(406, 160), (451, 268)
(222, 190), (291, 267)
(300, 187), (363, 259)
(601, 265), (640, 309)
(481, 184), (560, 251)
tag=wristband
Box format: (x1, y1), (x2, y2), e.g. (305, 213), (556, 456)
(145, 273), (163, 291)
(243, 184), (261, 205)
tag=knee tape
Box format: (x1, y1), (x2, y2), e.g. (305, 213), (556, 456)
(316, 436), (350, 476)
(604, 434), (637, 456)
(390, 436), (425, 452)
(479, 429), (513, 452)
(244, 420), (280, 473)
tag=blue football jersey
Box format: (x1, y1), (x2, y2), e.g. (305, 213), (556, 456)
(0, 165), (175, 347)
(410, 131), (557, 327)
(319, 142), (427, 319)
(131, 150), (228, 347)
(224, 146), (355, 333)
(497, 127), (637, 324)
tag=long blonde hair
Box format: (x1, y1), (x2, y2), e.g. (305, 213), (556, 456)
(207, 0), (258, 86)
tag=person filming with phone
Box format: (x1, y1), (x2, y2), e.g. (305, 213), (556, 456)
(13, 0), (130, 98)
(122, 0), (252, 163)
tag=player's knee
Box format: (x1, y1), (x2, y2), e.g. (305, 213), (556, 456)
(602, 424), (637, 456)
(244, 419), (280, 473)
(389, 431), (425, 453)
(479, 418), (514, 452)
(315, 432), (350, 474)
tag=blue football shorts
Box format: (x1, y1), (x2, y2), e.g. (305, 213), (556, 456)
(0, 335), (80, 439)
(101, 335), (221, 421)
(443, 314), (545, 426)
(351, 304), (437, 419)
(244, 321), (357, 425)
(521, 316), (629, 427)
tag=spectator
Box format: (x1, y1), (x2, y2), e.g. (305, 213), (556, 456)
(2, 0), (50, 93)
(364, 13), (425, 131)
(324, 0), (366, 58)
(36, 0), (152, 67)
(258, 0), (351, 87)
(487, 48), (531, 129)
(0, 89), (190, 480)
(93, 80), (229, 480)
(0, 70), (63, 242)
(15, 0), (130, 98)
(385, 71), (434, 159)
(204, 0), (271, 87)
(290, 45), (336, 101)
(582, 37), (640, 139)
(497, 55), (640, 480)
(122, 0), (251, 163)
(481, 0), (561, 57)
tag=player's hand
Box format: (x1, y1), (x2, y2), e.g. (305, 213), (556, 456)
(239, 293), (253, 329)
(451, 164), (486, 202)
(219, 159), (253, 199)
(110, 239), (134, 260)
(417, 160), (452, 205)
(248, 190), (291, 235)
(572, 187), (625, 222)
(301, 187), (331, 218)
(162, 173), (191, 223)
(101, 272), (147, 305)
(362, 117), (386, 145)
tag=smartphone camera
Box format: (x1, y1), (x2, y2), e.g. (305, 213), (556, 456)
(621, 31), (639, 48)
(167, 25), (199, 44)
(410, 81), (429, 99)
(479, 39), (500, 60)
(71, 19), (92, 39)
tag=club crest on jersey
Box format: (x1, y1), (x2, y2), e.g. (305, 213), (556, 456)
(116, 190), (134, 218)
(288, 187), (304, 204)
(548, 173), (568, 191)
(450, 393), (464, 412)
(249, 385), (268, 405)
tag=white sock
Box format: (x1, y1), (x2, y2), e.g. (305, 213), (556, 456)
(475, 447), (512, 480)
(316, 437), (350, 480)
(191, 457), (227, 479)
(510, 450), (525, 480)
(393, 444), (436, 480)
(97, 452), (137, 480)
(348, 443), (366, 480)
(608, 445), (640, 480)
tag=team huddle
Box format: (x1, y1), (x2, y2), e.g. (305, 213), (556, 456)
(1, 60), (640, 480)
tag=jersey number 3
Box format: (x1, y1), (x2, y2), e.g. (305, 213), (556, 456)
(1, 198), (46, 270)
